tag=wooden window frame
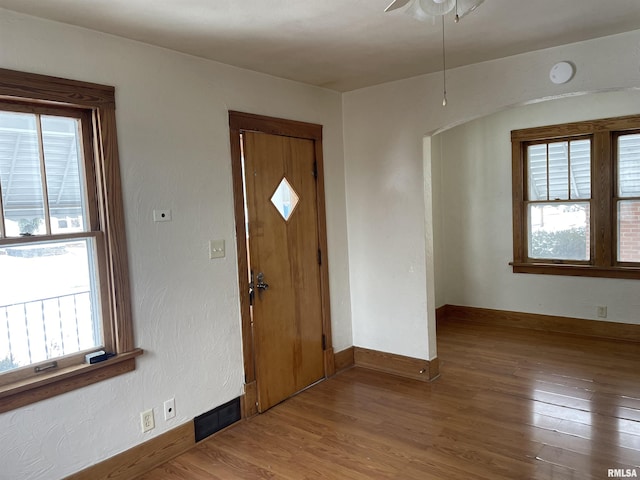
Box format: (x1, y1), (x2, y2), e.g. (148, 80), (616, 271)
(0, 68), (141, 413)
(511, 114), (640, 280)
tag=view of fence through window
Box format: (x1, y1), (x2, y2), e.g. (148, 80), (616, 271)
(0, 110), (102, 374)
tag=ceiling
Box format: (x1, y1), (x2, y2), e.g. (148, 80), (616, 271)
(0, 1), (639, 92)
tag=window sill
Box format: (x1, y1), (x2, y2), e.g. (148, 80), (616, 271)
(0, 348), (143, 413)
(511, 262), (640, 280)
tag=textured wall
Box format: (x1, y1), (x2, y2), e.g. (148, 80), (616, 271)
(433, 90), (640, 323)
(343, 30), (640, 361)
(0, 8), (350, 479)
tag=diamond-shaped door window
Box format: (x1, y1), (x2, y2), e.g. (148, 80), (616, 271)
(271, 177), (299, 221)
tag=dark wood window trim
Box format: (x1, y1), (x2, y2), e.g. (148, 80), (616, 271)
(0, 68), (140, 413)
(511, 114), (640, 280)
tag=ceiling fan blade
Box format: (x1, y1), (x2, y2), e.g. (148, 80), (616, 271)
(384, 0), (412, 12)
(455, 0), (484, 20)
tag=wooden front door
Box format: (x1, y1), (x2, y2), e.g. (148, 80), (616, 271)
(231, 112), (332, 413)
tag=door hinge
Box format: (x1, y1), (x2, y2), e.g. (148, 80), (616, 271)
(313, 160), (318, 179)
(317, 248), (322, 265)
(322, 334), (326, 350)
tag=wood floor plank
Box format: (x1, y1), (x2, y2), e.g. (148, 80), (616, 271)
(138, 318), (640, 480)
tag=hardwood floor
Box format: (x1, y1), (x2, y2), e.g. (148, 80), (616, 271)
(139, 319), (640, 479)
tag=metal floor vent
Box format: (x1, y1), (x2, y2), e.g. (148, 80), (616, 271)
(194, 397), (241, 442)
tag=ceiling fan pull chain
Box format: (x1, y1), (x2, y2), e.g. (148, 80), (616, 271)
(442, 15), (448, 106)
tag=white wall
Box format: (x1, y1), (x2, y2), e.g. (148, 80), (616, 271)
(343, 29), (640, 361)
(0, 9), (351, 479)
(433, 90), (640, 323)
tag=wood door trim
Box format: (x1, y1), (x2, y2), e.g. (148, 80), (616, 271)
(229, 111), (322, 141)
(229, 118), (254, 385)
(314, 138), (335, 378)
(228, 111), (335, 394)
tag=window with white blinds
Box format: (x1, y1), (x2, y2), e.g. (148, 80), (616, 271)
(511, 115), (640, 279)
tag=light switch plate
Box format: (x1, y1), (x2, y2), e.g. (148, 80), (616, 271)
(209, 240), (225, 259)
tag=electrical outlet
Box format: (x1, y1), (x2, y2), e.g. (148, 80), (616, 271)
(597, 305), (607, 318)
(164, 398), (176, 420)
(141, 409), (155, 433)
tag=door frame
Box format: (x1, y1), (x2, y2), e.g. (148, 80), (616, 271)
(228, 111), (335, 417)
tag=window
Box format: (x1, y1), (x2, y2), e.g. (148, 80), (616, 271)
(616, 132), (640, 263)
(0, 69), (140, 413)
(511, 114), (640, 279)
